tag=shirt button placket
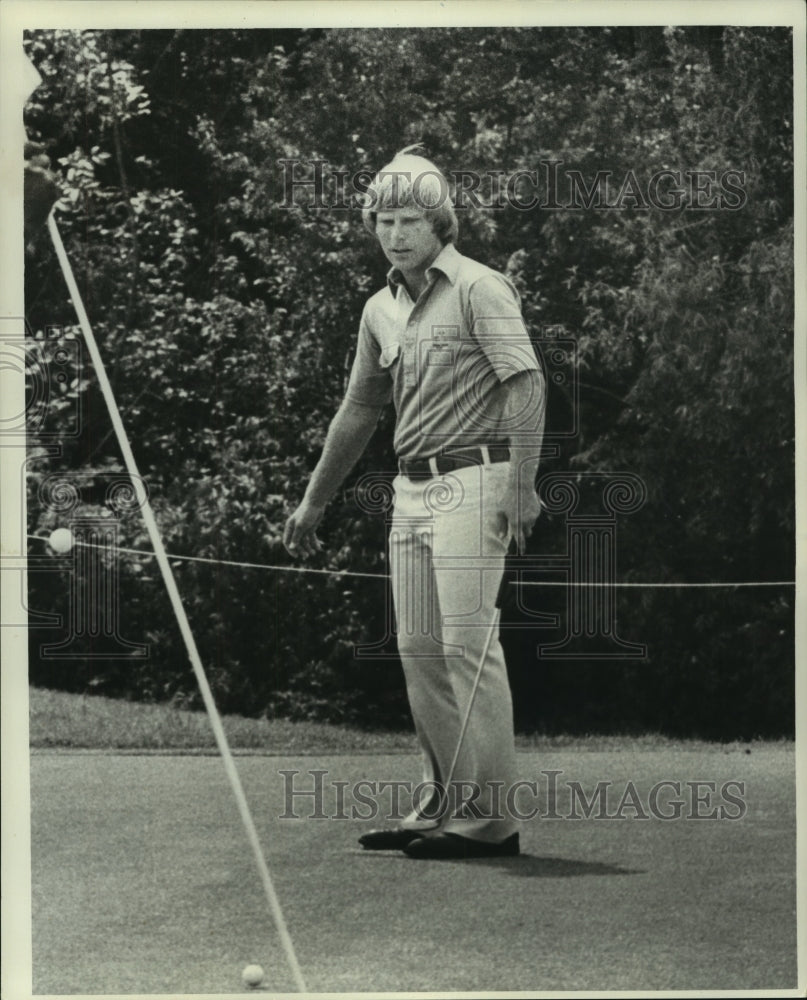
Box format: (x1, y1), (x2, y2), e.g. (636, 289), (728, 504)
(404, 313), (417, 388)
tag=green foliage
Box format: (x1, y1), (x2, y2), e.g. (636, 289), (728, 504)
(24, 26), (794, 737)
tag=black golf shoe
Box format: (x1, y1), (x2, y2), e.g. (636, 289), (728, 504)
(403, 831), (520, 860)
(358, 827), (425, 850)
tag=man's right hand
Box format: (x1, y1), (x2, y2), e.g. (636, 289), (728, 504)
(283, 500), (325, 558)
(281, 399), (382, 558)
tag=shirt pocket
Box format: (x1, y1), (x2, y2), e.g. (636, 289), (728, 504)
(379, 341), (401, 370)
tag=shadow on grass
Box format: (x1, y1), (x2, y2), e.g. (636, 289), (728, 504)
(473, 854), (646, 877)
(351, 850), (644, 877)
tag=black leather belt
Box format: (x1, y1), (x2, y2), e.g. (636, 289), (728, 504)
(398, 445), (510, 481)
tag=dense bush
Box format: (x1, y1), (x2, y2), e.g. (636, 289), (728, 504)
(24, 26), (794, 737)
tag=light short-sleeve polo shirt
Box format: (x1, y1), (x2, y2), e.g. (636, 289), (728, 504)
(344, 243), (541, 460)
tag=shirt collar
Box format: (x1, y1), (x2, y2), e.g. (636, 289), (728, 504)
(386, 243), (461, 295)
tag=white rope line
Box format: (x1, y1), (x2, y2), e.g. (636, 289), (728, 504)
(27, 534), (795, 588)
(28, 535), (387, 580)
(515, 580), (794, 588)
(47, 215), (308, 993)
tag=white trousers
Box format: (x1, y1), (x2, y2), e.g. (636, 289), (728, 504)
(389, 462), (519, 842)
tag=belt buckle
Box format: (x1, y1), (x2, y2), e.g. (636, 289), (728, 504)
(400, 459), (428, 481)
(448, 446), (486, 471)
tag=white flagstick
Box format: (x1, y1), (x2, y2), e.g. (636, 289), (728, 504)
(47, 214), (307, 994)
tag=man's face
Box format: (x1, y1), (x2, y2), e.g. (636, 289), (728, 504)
(375, 206), (443, 276)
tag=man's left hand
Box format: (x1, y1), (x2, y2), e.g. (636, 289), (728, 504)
(500, 482), (542, 554)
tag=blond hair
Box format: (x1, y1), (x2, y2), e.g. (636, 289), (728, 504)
(361, 145), (458, 244)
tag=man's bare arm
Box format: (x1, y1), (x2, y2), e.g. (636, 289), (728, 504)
(500, 368), (546, 553)
(283, 399), (383, 556)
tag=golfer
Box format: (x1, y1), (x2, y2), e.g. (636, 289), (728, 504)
(283, 147), (545, 859)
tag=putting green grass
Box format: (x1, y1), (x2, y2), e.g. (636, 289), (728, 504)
(29, 745), (797, 994)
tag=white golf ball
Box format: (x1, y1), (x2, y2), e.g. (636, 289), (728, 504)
(241, 964), (264, 988)
(48, 528), (74, 553)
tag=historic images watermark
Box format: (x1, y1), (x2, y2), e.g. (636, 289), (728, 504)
(5, 319), (150, 657)
(278, 768), (747, 823)
(279, 158), (748, 212)
(1, 320), (83, 442)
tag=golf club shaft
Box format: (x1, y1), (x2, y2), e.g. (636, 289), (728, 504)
(47, 213), (307, 993)
(442, 606), (501, 798)
(442, 539), (515, 803)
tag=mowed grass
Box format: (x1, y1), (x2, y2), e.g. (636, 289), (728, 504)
(29, 687), (418, 754)
(30, 749), (798, 993)
(28, 686), (782, 754)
